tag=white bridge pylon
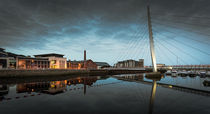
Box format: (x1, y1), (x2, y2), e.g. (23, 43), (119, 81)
(147, 0), (157, 72)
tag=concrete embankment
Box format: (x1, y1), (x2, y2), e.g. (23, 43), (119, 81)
(0, 69), (146, 78)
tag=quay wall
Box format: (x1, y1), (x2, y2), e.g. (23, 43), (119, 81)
(0, 69), (147, 78)
(172, 67), (210, 70)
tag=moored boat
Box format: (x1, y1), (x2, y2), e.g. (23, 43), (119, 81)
(206, 71), (210, 77)
(188, 71), (196, 77)
(171, 70), (177, 77)
(199, 71), (206, 78)
(203, 80), (210, 87)
(179, 70), (188, 77)
(165, 70), (172, 75)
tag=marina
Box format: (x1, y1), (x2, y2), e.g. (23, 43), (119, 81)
(164, 70), (210, 78)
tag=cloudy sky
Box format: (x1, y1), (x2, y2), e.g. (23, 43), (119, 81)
(0, 0), (210, 65)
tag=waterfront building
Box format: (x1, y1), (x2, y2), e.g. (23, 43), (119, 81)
(0, 57), (16, 69)
(115, 59), (144, 68)
(34, 53), (67, 69)
(0, 48), (22, 69)
(95, 62), (110, 69)
(16, 57), (50, 69)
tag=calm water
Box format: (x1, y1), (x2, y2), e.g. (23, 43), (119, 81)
(0, 74), (210, 114)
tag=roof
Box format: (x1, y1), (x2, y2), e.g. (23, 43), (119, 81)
(34, 53), (64, 58)
(95, 62), (110, 67)
(68, 60), (84, 64)
(0, 51), (24, 58)
(0, 48), (5, 52)
(18, 57), (49, 60)
(117, 59), (138, 63)
(67, 59), (96, 64)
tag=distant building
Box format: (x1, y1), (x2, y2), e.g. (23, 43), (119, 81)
(115, 59), (144, 68)
(34, 53), (67, 69)
(67, 50), (97, 70)
(157, 64), (165, 68)
(95, 62), (110, 69)
(145, 64), (166, 69)
(67, 59), (97, 70)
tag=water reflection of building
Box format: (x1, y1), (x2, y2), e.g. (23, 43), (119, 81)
(66, 77), (97, 86)
(17, 81), (67, 95)
(16, 77), (98, 95)
(17, 82), (50, 93)
(114, 74), (144, 81)
(0, 84), (9, 101)
(42, 81), (67, 94)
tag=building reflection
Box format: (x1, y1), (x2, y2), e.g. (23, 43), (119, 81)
(114, 74), (144, 81)
(0, 76), (109, 102)
(0, 84), (9, 101)
(17, 82), (50, 93)
(16, 77), (98, 95)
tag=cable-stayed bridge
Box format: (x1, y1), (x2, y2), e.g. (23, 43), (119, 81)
(111, 0), (210, 72)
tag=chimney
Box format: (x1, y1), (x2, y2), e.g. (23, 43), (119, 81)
(84, 50), (86, 61)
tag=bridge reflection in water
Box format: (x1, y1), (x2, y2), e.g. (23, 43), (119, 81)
(149, 80), (157, 114)
(113, 74), (210, 114)
(112, 74), (160, 114)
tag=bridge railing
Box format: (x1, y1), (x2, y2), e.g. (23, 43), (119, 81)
(104, 68), (145, 70)
(166, 65), (210, 70)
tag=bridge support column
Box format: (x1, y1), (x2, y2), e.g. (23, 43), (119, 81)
(147, 0), (157, 72)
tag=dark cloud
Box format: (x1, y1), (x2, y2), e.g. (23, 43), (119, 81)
(0, 0), (210, 64)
